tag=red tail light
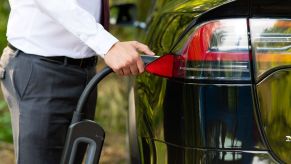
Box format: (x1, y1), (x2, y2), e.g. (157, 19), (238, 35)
(146, 19), (251, 81)
(145, 54), (174, 78)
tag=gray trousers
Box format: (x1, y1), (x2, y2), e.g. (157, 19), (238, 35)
(0, 47), (97, 164)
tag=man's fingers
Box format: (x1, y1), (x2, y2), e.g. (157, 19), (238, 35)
(105, 41), (155, 76)
(129, 64), (139, 75)
(122, 67), (131, 76)
(136, 57), (145, 73)
(116, 70), (124, 76)
(132, 41), (155, 56)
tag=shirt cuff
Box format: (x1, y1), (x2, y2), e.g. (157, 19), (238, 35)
(84, 25), (119, 58)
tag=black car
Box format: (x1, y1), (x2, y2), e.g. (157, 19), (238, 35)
(112, 0), (291, 163)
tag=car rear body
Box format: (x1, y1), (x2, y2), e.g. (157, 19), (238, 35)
(128, 0), (291, 163)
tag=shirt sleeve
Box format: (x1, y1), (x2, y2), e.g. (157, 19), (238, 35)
(33, 0), (119, 58)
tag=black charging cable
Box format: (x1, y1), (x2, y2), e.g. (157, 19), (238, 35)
(71, 55), (158, 124)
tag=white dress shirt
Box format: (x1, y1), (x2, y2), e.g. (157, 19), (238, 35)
(7, 0), (119, 58)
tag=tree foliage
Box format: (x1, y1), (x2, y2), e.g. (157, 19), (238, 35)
(0, 0), (9, 50)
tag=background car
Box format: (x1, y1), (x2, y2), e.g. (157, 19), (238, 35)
(112, 0), (291, 163)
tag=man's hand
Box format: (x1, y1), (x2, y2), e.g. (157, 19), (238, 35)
(104, 41), (155, 76)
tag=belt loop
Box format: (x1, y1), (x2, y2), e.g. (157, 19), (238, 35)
(14, 50), (20, 57)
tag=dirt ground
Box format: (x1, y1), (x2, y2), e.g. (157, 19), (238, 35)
(0, 132), (128, 164)
(99, 132), (128, 164)
(0, 142), (14, 164)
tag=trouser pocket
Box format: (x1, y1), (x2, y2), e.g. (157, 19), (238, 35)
(12, 54), (33, 100)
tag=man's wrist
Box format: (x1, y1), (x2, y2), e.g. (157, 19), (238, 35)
(105, 41), (121, 56)
(98, 32), (119, 58)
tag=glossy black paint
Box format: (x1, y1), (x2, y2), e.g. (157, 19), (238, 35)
(139, 139), (276, 163)
(126, 0), (291, 163)
(256, 69), (291, 163)
(194, 0), (250, 25)
(135, 78), (270, 161)
(162, 82), (264, 150)
(251, 0), (291, 17)
(169, 0), (250, 49)
(249, 18), (291, 163)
